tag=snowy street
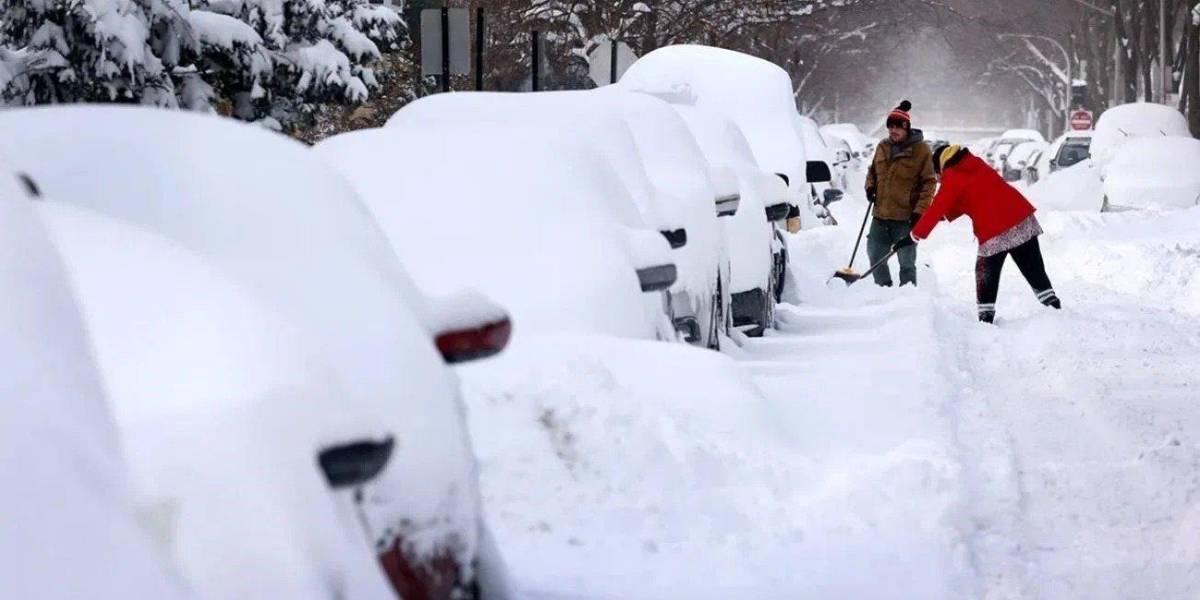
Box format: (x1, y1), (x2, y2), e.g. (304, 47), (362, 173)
(5, 1), (1200, 596)
(738, 188), (1200, 598)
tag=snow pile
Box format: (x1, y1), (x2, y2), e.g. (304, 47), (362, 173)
(1102, 136), (1200, 211)
(0, 171), (182, 599)
(1026, 161), (1105, 211)
(1091, 102), (1190, 168)
(460, 330), (976, 599)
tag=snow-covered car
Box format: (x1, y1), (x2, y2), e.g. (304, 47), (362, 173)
(1002, 140), (1048, 182)
(314, 119), (678, 343)
(619, 44), (827, 230)
(986, 129), (1045, 170)
(821, 122), (875, 160)
(0, 106), (514, 600)
(1041, 130), (1094, 176)
(385, 89), (732, 350)
(38, 200), (397, 599)
(1101, 136), (1200, 212)
(672, 104), (788, 335)
(0, 166), (183, 600)
(1023, 148), (1045, 185)
(1091, 102), (1190, 169)
(794, 114), (845, 219)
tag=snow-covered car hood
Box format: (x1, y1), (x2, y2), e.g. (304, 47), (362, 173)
(0, 106), (482, 573)
(1102, 136), (1200, 211)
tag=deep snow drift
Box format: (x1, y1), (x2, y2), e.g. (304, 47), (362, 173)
(466, 163), (1200, 599)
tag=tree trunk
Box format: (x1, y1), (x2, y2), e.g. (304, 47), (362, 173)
(1187, 1), (1200, 134)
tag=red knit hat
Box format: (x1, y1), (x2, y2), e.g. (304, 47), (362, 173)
(886, 100), (912, 128)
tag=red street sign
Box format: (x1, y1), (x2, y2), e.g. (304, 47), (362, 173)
(1070, 109), (1094, 131)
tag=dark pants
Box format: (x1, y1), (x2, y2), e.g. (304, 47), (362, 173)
(867, 218), (917, 286)
(975, 236), (1060, 322)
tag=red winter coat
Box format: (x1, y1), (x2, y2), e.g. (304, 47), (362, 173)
(911, 153), (1036, 244)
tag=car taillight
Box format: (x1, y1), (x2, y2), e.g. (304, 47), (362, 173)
(435, 318), (512, 364)
(378, 534), (466, 600)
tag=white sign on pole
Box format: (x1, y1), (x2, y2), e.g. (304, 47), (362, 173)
(421, 8), (470, 76)
(587, 39), (637, 87)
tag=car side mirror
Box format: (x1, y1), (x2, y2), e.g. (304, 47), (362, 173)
(805, 161), (832, 183)
(822, 189), (844, 206)
(836, 150), (851, 164)
(1049, 158), (1058, 168)
(318, 437), (395, 489)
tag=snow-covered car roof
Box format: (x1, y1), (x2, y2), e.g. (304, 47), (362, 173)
(794, 114), (833, 165)
(38, 202), (394, 599)
(0, 106), (483, 579)
(315, 122), (666, 340)
(386, 90), (677, 232)
(1092, 102), (1190, 168)
(998, 128), (1046, 143)
(619, 44), (810, 189)
(0, 167), (183, 599)
(1103, 136), (1200, 211)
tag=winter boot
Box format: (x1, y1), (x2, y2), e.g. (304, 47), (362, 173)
(1036, 288), (1061, 309)
(978, 303), (996, 324)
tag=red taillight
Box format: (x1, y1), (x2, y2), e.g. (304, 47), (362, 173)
(378, 534), (465, 600)
(435, 318), (512, 364)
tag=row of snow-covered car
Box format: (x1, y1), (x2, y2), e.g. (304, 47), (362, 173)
(0, 45), (853, 599)
(1014, 103), (1200, 212)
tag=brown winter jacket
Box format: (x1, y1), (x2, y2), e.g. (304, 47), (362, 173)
(865, 129), (937, 221)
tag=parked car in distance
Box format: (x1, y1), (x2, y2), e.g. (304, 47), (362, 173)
(0, 167), (184, 600)
(0, 106), (514, 600)
(986, 129), (1045, 171)
(1002, 140), (1048, 182)
(1047, 131), (1093, 173)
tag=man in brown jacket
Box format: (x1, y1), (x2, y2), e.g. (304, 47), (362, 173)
(864, 100), (937, 286)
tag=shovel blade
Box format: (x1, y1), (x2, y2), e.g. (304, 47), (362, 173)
(830, 268), (862, 284)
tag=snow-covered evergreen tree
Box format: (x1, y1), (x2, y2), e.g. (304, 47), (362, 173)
(0, 0), (408, 129)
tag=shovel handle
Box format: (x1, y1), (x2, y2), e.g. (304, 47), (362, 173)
(849, 247), (900, 285)
(845, 202), (872, 270)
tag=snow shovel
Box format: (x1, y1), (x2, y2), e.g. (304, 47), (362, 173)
(837, 246), (900, 286)
(829, 202), (872, 283)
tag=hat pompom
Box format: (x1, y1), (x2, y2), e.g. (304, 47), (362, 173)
(898, 100), (912, 112)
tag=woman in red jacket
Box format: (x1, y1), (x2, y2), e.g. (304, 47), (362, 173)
(892, 144), (1061, 323)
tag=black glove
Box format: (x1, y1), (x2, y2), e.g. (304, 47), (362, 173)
(866, 186), (877, 203)
(891, 235), (915, 252)
(909, 212), (922, 227)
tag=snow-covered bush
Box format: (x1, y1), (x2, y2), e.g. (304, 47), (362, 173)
(0, 0), (408, 128)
